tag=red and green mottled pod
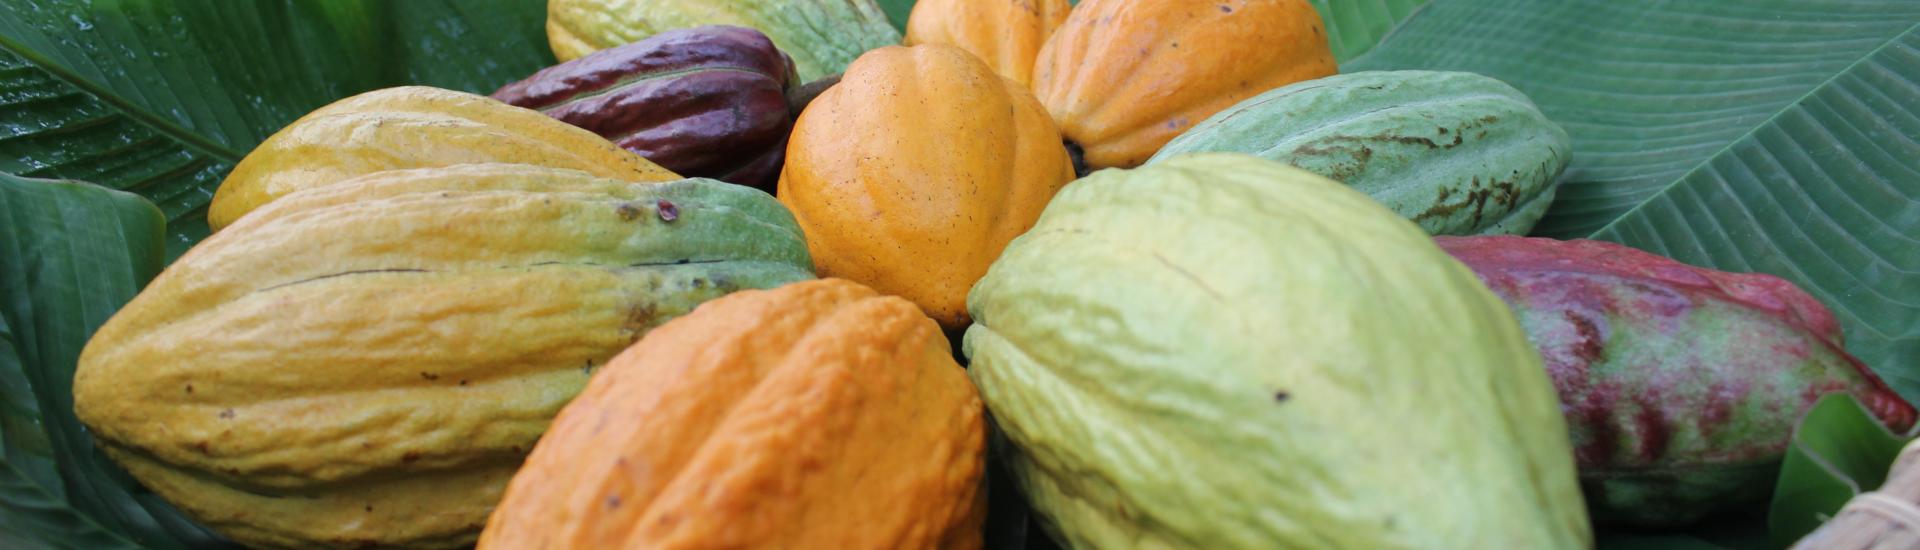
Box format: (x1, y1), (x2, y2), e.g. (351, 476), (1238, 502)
(494, 25), (798, 192)
(1437, 236), (1916, 527)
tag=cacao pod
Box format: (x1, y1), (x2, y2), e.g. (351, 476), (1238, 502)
(779, 44), (1073, 330)
(75, 164), (814, 549)
(208, 86), (679, 231)
(1152, 70), (1572, 236)
(1437, 235), (1918, 526)
(1032, 0), (1337, 170)
(965, 153), (1590, 548)
(493, 26), (798, 192)
(905, 0), (1070, 87)
(546, 0), (898, 82)
(479, 278), (987, 549)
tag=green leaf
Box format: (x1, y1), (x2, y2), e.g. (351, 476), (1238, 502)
(1307, 0), (1429, 63)
(0, 174), (232, 548)
(0, 0), (553, 259)
(0, 2), (549, 546)
(1347, 0), (1920, 401)
(875, 0), (916, 33)
(384, 0), (556, 92)
(1768, 393), (1910, 547)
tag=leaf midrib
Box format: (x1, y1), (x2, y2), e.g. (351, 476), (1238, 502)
(0, 35), (247, 162)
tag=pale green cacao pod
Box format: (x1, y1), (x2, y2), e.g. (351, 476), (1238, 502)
(963, 153), (1591, 549)
(1150, 70), (1571, 236)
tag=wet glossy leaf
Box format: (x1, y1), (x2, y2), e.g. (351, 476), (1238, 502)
(0, 0), (552, 258)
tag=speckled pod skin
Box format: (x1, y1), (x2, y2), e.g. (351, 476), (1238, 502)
(546, 0), (898, 82)
(494, 26), (798, 192)
(480, 278), (986, 549)
(1438, 236), (1917, 526)
(1153, 71), (1571, 236)
(207, 86), (679, 231)
(966, 153), (1590, 548)
(74, 164), (814, 549)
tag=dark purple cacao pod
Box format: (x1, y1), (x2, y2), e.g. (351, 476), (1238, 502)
(494, 25), (799, 191)
(1438, 235), (1917, 527)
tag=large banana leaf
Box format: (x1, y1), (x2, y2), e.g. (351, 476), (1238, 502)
(1308, 0), (1428, 63)
(1348, 1), (1920, 402)
(0, 0), (552, 259)
(0, 174), (225, 549)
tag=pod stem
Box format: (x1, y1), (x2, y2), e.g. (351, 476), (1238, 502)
(787, 73), (843, 117)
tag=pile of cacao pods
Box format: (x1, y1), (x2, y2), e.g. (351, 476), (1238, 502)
(69, 0), (1912, 548)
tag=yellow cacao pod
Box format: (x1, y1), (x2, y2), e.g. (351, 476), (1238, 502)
(207, 86), (679, 231)
(75, 163), (813, 548)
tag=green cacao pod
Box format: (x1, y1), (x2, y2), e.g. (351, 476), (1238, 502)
(1150, 71), (1571, 236)
(546, 0), (899, 82)
(1438, 235), (1917, 526)
(964, 153), (1590, 548)
(73, 163), (814, 549)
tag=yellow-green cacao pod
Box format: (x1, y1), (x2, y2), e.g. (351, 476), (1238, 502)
(546, 0), (900, 82)
(1150, 71), (1571, 236)
(74, 163), (814, 549)
(963, 153), (1592, 548)
(208, 86), (681, 232)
